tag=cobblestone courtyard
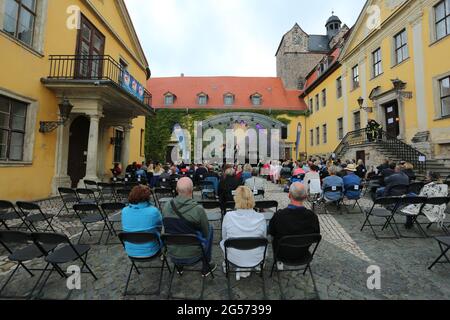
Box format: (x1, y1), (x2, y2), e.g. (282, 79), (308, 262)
(1, 181), (449, 300)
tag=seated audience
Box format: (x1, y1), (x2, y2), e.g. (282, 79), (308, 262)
(355, 159), (367, 179)
(122, 185), (162, 258)
(401, 162), (416, 183)
(220, 186), (267, 279)
(376, 165), (410, 198)
(269, 183), (320, 266)
(303, 164), (321, 195)
(162, 178), (216, 275)
(241, 164), (253, 183)
(219, 168), (241, 206)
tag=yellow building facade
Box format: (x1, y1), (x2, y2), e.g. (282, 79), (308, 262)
(301, 0), (450, 165)
(0, 0), (151, 201)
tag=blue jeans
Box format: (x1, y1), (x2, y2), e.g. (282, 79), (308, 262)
(171, 226), (214, 272)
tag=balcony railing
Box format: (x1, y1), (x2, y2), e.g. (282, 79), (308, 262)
(334, 128), (427, 173)
(47, 55), (152, 108)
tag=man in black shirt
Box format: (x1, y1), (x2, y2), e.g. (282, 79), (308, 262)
(269, 182), (320, 266)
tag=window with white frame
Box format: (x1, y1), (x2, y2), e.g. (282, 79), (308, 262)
(251, 94), (262, 106)
(354, 111), (361, 130)
(352, 65), (359, 89)
(2, 0), (37, 46)
(0, 95), (27, 161)
(224, 93), (235, 106)
(394, 29), (409, 65)
(372, 48), (382, 77)
(337, 117), (344, 140)
(439, 75), (450, 117)
(198, 94), (208, 105)
(435, 0), (450, 41)
(164, 93), (174, 105)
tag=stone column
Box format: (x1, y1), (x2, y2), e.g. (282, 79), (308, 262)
(121, 124), (132, 172)
(83, 114), (102, 183)
(52, 115), (72, 194)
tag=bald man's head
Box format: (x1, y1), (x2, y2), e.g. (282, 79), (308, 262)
(289, 182), (308, 203)
(177, 177), (194, 197)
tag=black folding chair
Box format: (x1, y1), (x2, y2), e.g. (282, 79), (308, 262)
(101, 202), (126, 244)
(72, 204), (113, 245)
(0, 231), (57, 299)
(253, 189), (265, 199)
(270, 234), (322, 300)
(342, 184), (364, 214)
(76, 189), (99, 205)
(320, 186), (344, 214)
(254, 201), (278, 222)
(84, 180), (100, 198)
(391, 196), (430, 238)
(97, 183), (117, 203)
(115, 188), (131, 204)
(0, 200), (30, 231)
(428, 236), (450, 270)
(118, 232), (171, 296)
(224, 238), (268, 300)
(198, 201), (222, 239)
(58, 188), (80, 216)
(200, 181), (216, 200)
(16, 202), (57, 234)
(408, 182), (425, 195)
(31, 232), (97, 299)
(360, 197), (404, 240)
(161, 234), (214, 300)
(154, 188), (175, 209)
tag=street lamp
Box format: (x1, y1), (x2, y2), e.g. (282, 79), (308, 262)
(39, 98), (74, 133)
(358, 96), (373, 113)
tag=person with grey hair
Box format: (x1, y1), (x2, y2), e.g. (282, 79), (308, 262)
(269, 182), (320, 269)
(322, 165), (344, 203)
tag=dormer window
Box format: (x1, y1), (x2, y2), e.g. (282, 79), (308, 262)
(164, 92), (175, 105)
(224, 93), (235, 106)
(250, 93), (262, 106)
(197, 92), (208, 105)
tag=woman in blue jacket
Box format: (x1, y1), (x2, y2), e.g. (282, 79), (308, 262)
(121, 185), (162, 258)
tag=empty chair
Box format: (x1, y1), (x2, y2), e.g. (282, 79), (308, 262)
(161, 234), (215, 300)
(118, 232), (171, 296)
(31, 232), (97, 299)
(58, 188), (80, 215)
(73, 204), (113, 244)
(115, 188), (132, 204)
(97, 183), (117, 203)
(0, 200), (30, 231)
(101, 202), (126, 244)
(270, 234), (322, 300)
(0, 231), (57, 299)
(76, 189), (99, 205)
(84, 180), (100, 198)
(428, 236), (450, 270)
(198, 201), (222, 234)
(16, 202), (56, 233)
(254, 201), (278, 222)
(224, 238), (268, 300)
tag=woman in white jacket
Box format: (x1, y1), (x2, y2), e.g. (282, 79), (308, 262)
(220, 186), (267, 280)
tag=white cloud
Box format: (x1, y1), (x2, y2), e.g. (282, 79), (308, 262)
(124, 0), (364, 77)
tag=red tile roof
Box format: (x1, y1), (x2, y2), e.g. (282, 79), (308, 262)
(147, 76), (307, 111)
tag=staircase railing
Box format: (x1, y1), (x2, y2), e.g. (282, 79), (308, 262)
(334, 129), (427, 173)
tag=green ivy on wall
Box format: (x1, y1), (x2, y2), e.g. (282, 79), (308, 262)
(145, 109), (307, 162)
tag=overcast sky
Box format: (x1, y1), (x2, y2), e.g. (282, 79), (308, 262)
(124, 0), (365, 78)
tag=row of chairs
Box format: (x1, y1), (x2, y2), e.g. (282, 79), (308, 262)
(0, 231), (97, 299)
(118, 232), (322, 300)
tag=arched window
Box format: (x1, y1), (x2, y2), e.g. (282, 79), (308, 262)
(224, 93), (235, 106)
(197, 92), (208, 105)
(164, 92), (175, 105)
(250, 93), (262, 106)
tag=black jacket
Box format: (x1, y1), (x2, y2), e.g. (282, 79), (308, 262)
(218, 176), (240, 205)
(269, 207), (320, 261)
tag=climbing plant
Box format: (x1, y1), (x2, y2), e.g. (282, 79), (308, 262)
(145, 109), (307, 162)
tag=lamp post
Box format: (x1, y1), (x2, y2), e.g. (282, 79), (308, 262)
(39, 98), (74, 133)
(358, 96), (373, 113)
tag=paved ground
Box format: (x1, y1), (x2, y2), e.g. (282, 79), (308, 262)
(0, 181), (449, 300)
